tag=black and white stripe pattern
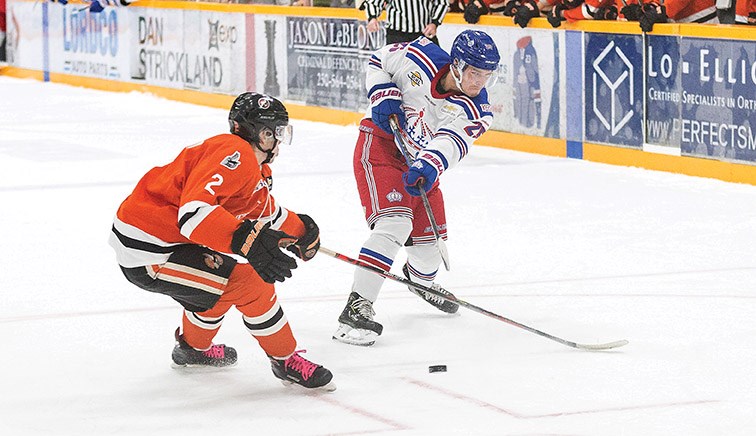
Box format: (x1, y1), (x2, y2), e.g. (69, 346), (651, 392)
(185, 311), (225, 330)
(109, 217), (180, 267)
(242, 300), (288, 337)
(365, 0), (449, 33)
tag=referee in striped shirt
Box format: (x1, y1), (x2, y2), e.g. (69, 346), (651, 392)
(363, 0), (449, 45)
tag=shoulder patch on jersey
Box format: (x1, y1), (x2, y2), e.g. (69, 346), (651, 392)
(408, 71), (423, 87)
(221, 151), (241, 170)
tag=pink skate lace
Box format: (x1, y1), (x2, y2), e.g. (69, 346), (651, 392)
(202, 344), (226, 359)
(285, 350), (317, 381)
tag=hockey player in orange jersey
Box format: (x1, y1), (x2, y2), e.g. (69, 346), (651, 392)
(109, 92), (335, 391)
(736, 0), (756, 24)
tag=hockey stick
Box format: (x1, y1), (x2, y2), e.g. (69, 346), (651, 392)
(388, 115), (451, 271)
(320, 246), (629, 351)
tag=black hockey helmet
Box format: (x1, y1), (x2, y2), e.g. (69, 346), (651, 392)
(228, 93), (292, 146)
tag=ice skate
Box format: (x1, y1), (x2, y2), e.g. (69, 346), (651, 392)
(403, 264), (459, 314)
(269, 350), (336, 391)
(171, 328), (238, 368)
(333, 292), (383, 346)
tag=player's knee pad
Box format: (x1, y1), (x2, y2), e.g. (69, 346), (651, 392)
(371, 215), (413, 247)
(406, 244), (442, 275)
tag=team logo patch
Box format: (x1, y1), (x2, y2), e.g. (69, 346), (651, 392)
(221, 151), (241, 169)
(253, 175), (273, 194)
(408, 71), (423, 87)
(203, 253), (224, 269)
(257, 96), (272, 109)
(386, 189), (403, 203)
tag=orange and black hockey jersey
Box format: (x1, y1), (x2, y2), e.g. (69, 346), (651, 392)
(109, 133), (306, 268)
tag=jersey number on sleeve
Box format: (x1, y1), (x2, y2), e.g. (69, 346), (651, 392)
(205, 174), (224, 195)
(464, 122), (486, 139)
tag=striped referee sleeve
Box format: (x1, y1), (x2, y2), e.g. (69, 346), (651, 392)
(365, 0), (449, 33)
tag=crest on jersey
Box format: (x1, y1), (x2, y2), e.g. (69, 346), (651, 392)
(407, 71), (423, 87)
(203, 253), (224, 269)
(221, 151), (241, 170)
(386, 189), (403, 203)
(253, 175), (273, 194)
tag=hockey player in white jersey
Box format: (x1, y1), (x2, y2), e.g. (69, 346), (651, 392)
(333, 29), (500, 346)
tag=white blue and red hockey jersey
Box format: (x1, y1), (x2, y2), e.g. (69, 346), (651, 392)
(365, 37), (495, 176)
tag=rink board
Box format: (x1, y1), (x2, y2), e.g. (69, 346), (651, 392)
(2, 0), (755, 184)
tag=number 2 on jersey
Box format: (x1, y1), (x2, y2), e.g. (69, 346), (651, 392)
(205, 174), (223, 195)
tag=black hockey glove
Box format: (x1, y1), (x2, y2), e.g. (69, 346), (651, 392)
(620, 3), (643, 21)
(502, 0), (520, 16)
(231, 220), (298, 284)
(513, 0), (540, 28)
(286, 214), (320, 262)
(593, 5), (618, 20)
(547, 4), (566, 27)
(464, 0), (490, 24)
(639, 2), (668, 32)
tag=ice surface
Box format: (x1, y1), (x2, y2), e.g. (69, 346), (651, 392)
(1, 76), (756, 435)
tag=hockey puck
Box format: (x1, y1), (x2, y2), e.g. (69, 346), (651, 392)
(428, 365), (447, 373)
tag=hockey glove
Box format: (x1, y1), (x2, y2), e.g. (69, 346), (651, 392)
(502, 0), (520, 16)
(513, 0), (540, 28)
(620, 3), (643, 21)
(464, 0), (490, 24)
(593, 5), (619, 20)
(231, 220), (298, 284)
(286, 214), (320, 262)
(402, 153), (442, 197)
(639, 3), (667, 32)
(369, 84), (405, 135)
(547, 4), (566, 27)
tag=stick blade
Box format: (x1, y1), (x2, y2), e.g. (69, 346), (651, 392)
(575, 339), (629, 351)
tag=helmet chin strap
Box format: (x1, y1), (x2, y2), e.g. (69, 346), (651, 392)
(254, 142), (276, 165)
(450, 61), (465, 93)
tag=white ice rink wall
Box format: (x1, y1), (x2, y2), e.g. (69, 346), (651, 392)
(3, 0), (756, 184)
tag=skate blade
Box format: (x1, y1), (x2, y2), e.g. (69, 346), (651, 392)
(170, 361), (238, 370)
(332, 324), (377, 346)
(279, 379), (338, 392)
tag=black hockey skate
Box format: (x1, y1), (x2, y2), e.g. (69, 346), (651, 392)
(171, 328), (238, 368)
(269, 350), (336, 391)
(402, 264), (459, 314)
(332, 292), (383, 346)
